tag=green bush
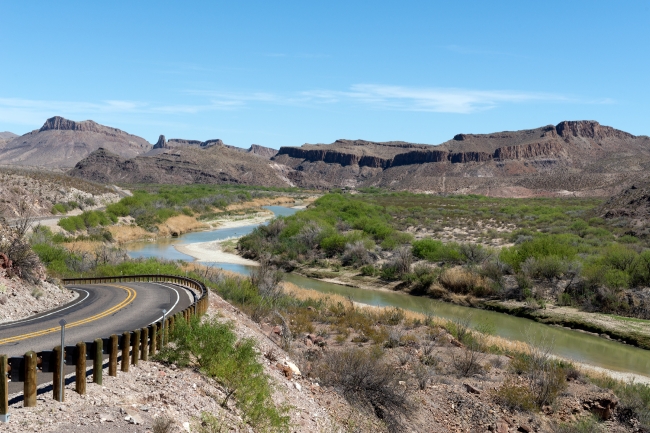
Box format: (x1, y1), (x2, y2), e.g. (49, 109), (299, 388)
(157, 316), (289, 431)
(412, 239), (461, 263)
(320, 233), (347, 257)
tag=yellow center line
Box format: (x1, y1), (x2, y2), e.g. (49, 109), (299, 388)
(0, 284), (137, 345)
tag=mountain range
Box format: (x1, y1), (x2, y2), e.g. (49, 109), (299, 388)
(1, 116), (649, 197)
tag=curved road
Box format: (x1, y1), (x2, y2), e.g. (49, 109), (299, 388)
(0, 281), (195, 357)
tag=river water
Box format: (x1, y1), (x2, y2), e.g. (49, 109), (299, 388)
(127, 206), (650, 377)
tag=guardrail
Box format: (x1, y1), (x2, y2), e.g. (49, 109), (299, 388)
(0, 274), (209, 422)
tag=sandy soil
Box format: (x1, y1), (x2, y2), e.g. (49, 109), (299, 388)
(175, 240), (259, 266)
(203, 212), (274, 230)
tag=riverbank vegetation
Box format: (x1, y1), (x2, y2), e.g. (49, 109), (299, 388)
(238, 191), (650, 327)
(56, 184), (308, 235)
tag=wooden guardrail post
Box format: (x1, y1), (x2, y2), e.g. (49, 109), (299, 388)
(24, 351), (37, 407)
(0, 355), (8, 421)
(75, 342), (86, 395)
(157, 322), (163, 348)
(109, 335), (118, 376)
(93, 338), (103, 385)
(132, 329), (140, 366)
(141, 328), (148, 362)
(121, 332), (130, 373)
(53, 346), (64, 402)
(150, 323), (157, 355)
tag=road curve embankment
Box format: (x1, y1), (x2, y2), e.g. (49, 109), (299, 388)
(0, 281), (194, 358)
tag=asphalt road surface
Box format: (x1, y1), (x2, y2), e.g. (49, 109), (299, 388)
(0, 281), (195, 395)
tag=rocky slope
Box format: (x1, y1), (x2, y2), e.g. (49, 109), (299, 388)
(0, 167), (118, 219)
(0, 117), (151, 169)
(273, 121), (650, 196)
(599, 180), (650, 237)
(69, 146), (291, 187)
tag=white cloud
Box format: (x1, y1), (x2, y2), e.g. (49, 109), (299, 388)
(0, 85), (608, 131)
(303, 84), (573, 113)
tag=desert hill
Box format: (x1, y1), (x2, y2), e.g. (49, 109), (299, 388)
(0, 131), (18, 149)
(69, 146), (291, 187)
(0, 116), (151, 169)
(272, 121), (650, 196)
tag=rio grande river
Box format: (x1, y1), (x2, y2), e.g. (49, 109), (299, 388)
(127, 206), (650, 377)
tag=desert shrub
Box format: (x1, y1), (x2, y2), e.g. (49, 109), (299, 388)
(499, 234), (578, 271)
(31, 287), (44, 299)
(412, 239), (461, 263)
(380, 231), (414, 250)
(452, 341), (485, 377)
(508, 333), (568, 409)
(480, 258), (510, 288)
(156, 315), (289, 431)
(360, 264), (378, 276)
(341, 241), (374, 267)
(494, 378), (536, 411)
(557, 292), (573, 306)
(391, 246), (412, 275)
(320, 233), (347, 257)
(458, 243), (491, 265)
(521, 256), (567, 281)
(590, 375), (650, 429)
(314, 347), (412, 432)
(551, 416), (604, 433)
(603, 268), (630, 290)
(1, 231), (42, 283)
(439, 267), (487, 295)
(152, 416), (175, 433)
(412, 364), (434, 390)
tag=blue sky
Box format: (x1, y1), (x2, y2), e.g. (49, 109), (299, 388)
(1, 1), (649, 149)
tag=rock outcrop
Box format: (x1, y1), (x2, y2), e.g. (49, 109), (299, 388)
(153, 135), (168, 149)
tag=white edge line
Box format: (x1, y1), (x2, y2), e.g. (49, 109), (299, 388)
(0, 288), (90, 328)
(148, 282), (184, 325)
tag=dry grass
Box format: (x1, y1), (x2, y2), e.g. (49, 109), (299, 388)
(225, 196), (297, 211)
(63, 240), (103, 254)
(157, 215), (207, 237)
(108, 225), (156, 243)
(439, 267), (488, 294)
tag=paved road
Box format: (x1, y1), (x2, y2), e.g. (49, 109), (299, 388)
(0, 281), (194, 357)
(0, 281), (195, 395)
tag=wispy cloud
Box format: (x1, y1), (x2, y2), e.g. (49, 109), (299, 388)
(303, 84), (574, 113)
(0, 84), (610, 130)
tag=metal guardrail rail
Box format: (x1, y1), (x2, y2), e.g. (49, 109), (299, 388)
(0, 274), (209, 422)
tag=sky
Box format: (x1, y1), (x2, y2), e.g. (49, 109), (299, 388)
(1, 1), (649, 149)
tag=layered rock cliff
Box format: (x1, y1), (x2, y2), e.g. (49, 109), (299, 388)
(272, 120), (650, 196)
